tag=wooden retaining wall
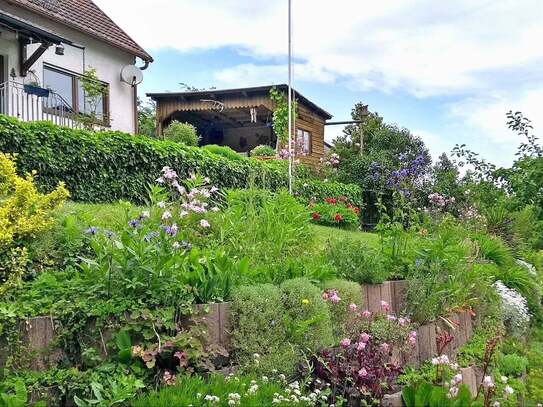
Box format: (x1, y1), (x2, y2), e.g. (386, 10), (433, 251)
(0, 281), (473, 375)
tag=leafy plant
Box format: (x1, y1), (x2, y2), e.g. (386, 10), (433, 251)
(73, 374), (145, 407)
(498, 354), (528, 377)
(0, 380), (46, 407)
(251, 144), (276, 157)
(203, 144), (245, 161)
(163, 120), (199, 146)
(76, 68), (108, 129)
(325, 237), (389, 284)
(402, 383), (473, 407)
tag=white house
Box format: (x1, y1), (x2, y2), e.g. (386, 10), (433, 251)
(0, 0), (153, 134)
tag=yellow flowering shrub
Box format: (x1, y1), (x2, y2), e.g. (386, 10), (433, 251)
(0, 152), (69, 248)
(0, 152), (69, 291)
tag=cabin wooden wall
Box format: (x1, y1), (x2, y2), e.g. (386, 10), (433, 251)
(296, 103), (326, 167)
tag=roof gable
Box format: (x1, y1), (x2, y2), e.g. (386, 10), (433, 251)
(7, 0), (153, 62)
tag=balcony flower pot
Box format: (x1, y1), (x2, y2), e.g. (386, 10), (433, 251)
(24, 84), (50, 98)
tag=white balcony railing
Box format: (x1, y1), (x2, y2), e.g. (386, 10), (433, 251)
(0, 81), (79, 128)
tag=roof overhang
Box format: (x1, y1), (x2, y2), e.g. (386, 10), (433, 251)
(147, 84), (333, 120)
(0, 10), (72, 45)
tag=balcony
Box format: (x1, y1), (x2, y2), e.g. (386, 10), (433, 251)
(0, 81), (79, 128)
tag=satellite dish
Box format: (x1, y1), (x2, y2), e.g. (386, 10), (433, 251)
(120, 65), (143, 86)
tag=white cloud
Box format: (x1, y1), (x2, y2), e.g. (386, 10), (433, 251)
(448, 88), (543, 146)
(95, 0), (543, 97)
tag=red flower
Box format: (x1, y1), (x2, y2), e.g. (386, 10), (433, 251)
(312, 212), (321, 220)
(339, 196), (348, 203)
(325, 198), (337, 205)
(334, 213), (343, 222)
(353, 207), (360, 215)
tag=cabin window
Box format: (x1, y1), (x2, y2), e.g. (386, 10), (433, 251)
(43, 65), (109, 123)
(297, 129), (312, 154)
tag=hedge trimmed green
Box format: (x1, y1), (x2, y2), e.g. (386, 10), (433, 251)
(0, 115), (362, 204)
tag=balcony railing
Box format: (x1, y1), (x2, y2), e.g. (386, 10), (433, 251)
(0, 81), (79, 128)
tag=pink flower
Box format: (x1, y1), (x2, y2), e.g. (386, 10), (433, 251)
(359, 333), (370, 343)
(361, 310), (371, 318)
(387, 314), (397, 321)
(357, 341), (366, 351)
(399, 317), (409, 326)
(200, 219), (211, 228)
(340, 338), (351, 348)
(358, 368), (368, 378)
(330, 292), (341, 304)
(380, 301), (390, 312)
(380, 343), (390, 353)
(349, 303), (358, 312)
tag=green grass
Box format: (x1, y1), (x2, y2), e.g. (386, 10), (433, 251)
(312, 224), (380, 249)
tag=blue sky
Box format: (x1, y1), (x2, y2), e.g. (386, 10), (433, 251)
(96, 0), (543, 167)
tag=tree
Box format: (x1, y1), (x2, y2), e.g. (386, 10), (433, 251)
(163, 121), (200, 146)
(77, 68), (107, 130)
(137, 97), (156, 137)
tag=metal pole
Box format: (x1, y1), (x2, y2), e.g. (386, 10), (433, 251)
(287, 0), (293, 195)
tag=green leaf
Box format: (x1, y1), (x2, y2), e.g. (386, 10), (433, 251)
(402, 386), (416, 407)
(115, 329), (131, 351)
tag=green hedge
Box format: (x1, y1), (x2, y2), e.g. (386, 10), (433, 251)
(0, 115), (362, 204)
(295, 178), (363, 206)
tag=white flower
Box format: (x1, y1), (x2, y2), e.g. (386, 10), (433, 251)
(501, 376), (508, 383)
(211, 206), (220, 212)
(494, 281), (530, 336)
(200, 219), (211, 228)
(157, 201), (166, 208)
(172, 241), (181, 250)
(483, 376), (495, 389)
(140, 210), (150, 219)
(504, 385), (514, 395)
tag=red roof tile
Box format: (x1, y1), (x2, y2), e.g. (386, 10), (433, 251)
(7, 0), (153, 62)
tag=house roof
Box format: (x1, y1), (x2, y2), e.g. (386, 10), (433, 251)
(147, 84), (333, 120)
(6, 0), (153, 62)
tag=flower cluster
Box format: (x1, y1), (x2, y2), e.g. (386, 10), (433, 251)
(494, 281), (530, 337)
(387, 154), (429, 194)
(428, 192), (455, 208)
(320, 153), (340, 167)
(309, 196), (360, 228)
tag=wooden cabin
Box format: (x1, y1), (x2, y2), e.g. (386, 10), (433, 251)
(147, 85), (332, 168)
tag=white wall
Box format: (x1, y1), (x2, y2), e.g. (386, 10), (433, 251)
(0, 0), (142, 134)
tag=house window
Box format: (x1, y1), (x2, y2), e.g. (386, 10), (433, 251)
(43, 65), (109, 123)
(297, 129), (312, 154)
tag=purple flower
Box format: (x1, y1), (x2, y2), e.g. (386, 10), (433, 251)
(340, 338), (351, 348)
(128, 219), (140, 228)
(104, 230), (115, 239)
(85, 226), (98, 235)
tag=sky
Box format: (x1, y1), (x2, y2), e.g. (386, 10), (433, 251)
(95, 0), (543, 167)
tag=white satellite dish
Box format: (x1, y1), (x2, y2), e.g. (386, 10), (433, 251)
(120, 65), (143, 86)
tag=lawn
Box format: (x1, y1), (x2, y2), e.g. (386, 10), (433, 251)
(312, 224), (380, 249)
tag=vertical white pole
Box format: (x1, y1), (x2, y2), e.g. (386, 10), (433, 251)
(287, 0), (293, 194)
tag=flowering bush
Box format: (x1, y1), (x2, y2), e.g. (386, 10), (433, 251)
(322, 279), (364, 340)
(309, 196), (360, 228)
(309, 303), (416, 403)
(80, 167), (245, 303)
(0, 152), (69, 293)
(494, 281), (530, 337)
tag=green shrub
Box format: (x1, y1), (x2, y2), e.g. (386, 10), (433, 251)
(280, 278), (334, 352)
(163, 120), (199, 146)
(499, 354), (528, 377)
(473, 233), (514, 267)
(0, 115), (286, 203)
(322, 279), (363, 340)
(251, 144), (276, 157)
(296, 179), (363, 207)
(217, 190), (314, 277)
(230, 284), (296, 374)
(203, 144), (245, 161)
(325, 237), (388, 284)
